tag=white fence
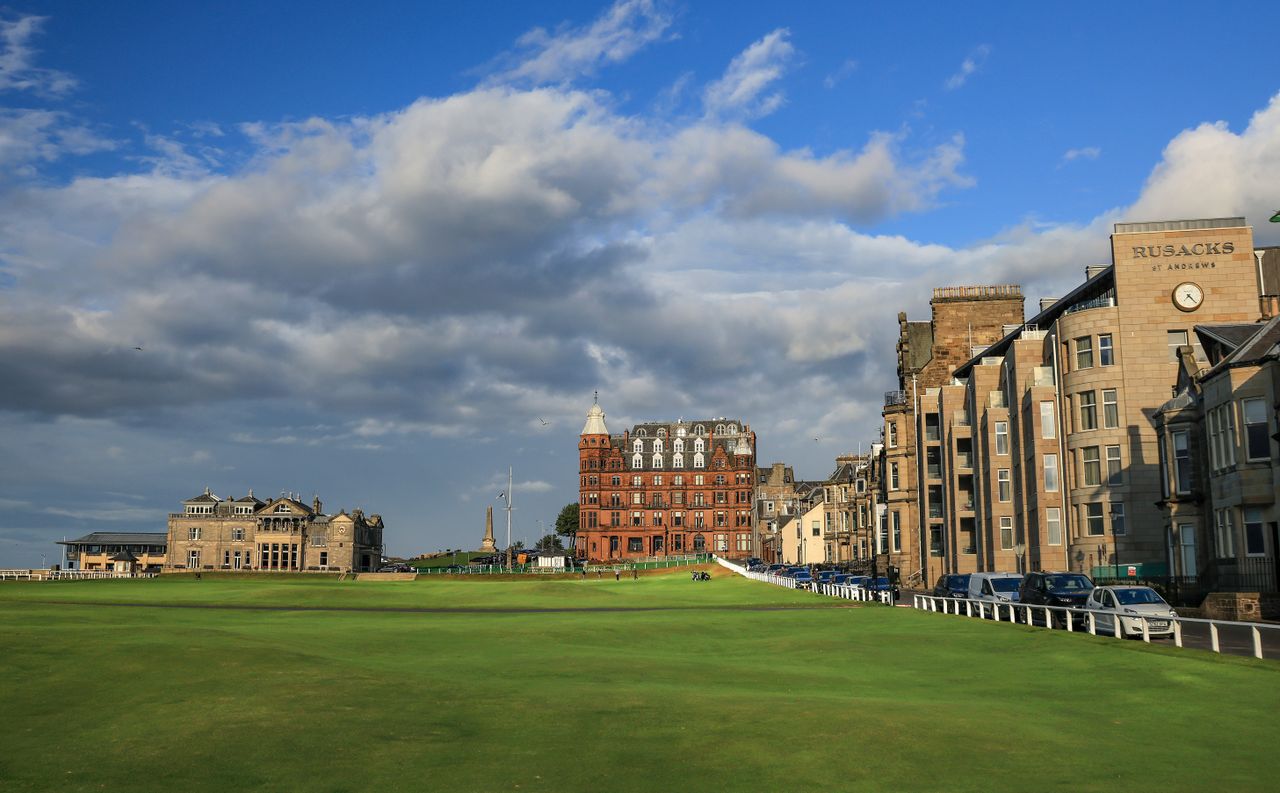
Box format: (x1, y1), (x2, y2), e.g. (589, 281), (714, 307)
(715, 557), (894, 604)
(0, 569), (156, 581)
(913, 594), (1279, 660)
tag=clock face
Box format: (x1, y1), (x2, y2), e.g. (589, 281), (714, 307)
(1173, 282), (1203, 312)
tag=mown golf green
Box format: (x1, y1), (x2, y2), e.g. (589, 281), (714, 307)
(1, 569), (1276, 792)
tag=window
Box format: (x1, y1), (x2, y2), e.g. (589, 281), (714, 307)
(187, 550), (200, 568)
(1244, 507), (1266, 556)
(1040, 401), (1055, 439)
(995, 422), (1009, 455)
(1085, 503), (1104, 536)
(611, 476), (621, 486)
(1046, 507), (1062, 545)
(715, 534), (728, 552)
(694, 438), (705, 452)
(232, 527), (245, 541)
(1243, 398), (1271, 461)
(1173, 431), (1191, 494)
(310, 534), (325, 547)
(1082, 447), (1101, 486)
(318, 551), (327, 568)
(188, 527), (201, 541)
(632, 453), (643, 469)
(274, 504), (291, 513)
(1078, 391), (1097, 431)
(1110, 502), (1126, 536)
(1167, 329), (1189, 361)
(652, 475), (662, 486)
(891, 511), (901, 553)
(887, 422), (898, 448)
(651, 454), (663, 468)
(1215, 509), (1235, 558)
(673, 438), (684, 452)
(1075, 336), (1093, 369)
(1106, 445), (1123, 485)
(736, 533), (750, 552)
(1044, 454), (1058, 492)
(632, 492), (643, 505)
(673, 453), (684, 468)
(1000, 517), (1013, 550)
(889, 463), (900, 490)
(695, 475), (704, 486)
(1102, 389), (1119, 429)
(811, 521), (820, 537)
(673, 475), (683, 486)
(628, 537), (643, 553)
(630, 511), (643, 527)
(223, 550), (230, 567)
(693, 452), (704, 469)
(633, 439), (643, 453)
(997, 469), (1011, 502)
(653, 439), (663, 453)
(1098, 334), (1114, 366)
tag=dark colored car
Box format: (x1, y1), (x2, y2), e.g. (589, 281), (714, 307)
(767, 563), (787, 574)
(865, 577), (891, 594)
(932, 574), (971, 600)
(1018, 571), (1094, 627)
(816, 570), (837, 585)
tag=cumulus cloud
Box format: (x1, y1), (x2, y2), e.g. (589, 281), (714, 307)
(0, 108), (115, 172)
(489, 0), (673, 84)
(944, 44), (990, 90)
(703, 29), (794, 119)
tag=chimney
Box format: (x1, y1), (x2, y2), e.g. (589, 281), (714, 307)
(1085, 265), (1108, 280)
(1039, 298), (1058, 312)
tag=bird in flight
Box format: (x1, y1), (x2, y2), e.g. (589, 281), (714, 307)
(133, 346), (143, 351)
(539, 418), (549, 426)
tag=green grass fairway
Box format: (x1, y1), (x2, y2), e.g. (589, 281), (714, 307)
(2, 572), (1277, 792)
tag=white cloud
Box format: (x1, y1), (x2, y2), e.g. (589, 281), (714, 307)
(1061, 146), (1101, 165)
(823, 59), (858, 89)
(703, 29), (794, 119)
(490, 0), (673, 84)
(0, 108), (115, 172)
(944, 44), (990, 90)
(0, 14), (76, 95)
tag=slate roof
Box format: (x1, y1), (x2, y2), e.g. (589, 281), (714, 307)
(1201, 315), (1280, 378)
(183, 490), (221, 504)
(59, 532), (168, 546)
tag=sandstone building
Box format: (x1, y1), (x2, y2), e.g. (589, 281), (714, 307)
(164, 489), (385, 573)
(577, 399), (756, 561)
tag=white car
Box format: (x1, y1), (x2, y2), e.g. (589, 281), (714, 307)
(1084, 585), (1178, 637)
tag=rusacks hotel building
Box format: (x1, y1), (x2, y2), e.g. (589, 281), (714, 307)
(577, 400), (756, 561)
(165, 489), (385, 573)
(878, 217), (1279, 592)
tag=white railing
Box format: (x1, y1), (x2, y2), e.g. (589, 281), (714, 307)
(912, 594), (1279, 660)
(715, 558), (893, 604)
(0, 569), (157, 581)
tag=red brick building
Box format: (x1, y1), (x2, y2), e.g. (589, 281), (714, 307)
(577, 399), (757, 562)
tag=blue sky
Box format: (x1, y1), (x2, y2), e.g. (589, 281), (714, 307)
(2, 0), (1279, 565)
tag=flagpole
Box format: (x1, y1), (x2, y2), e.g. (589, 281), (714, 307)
(506, 466), (514, 571)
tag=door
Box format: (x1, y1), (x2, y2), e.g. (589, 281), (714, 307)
(1178, 523), (1197, 581)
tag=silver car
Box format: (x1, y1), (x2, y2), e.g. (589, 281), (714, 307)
(1084, 585), (1178, 637)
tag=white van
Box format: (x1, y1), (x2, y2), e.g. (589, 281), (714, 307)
(968, 572), (1023, 604)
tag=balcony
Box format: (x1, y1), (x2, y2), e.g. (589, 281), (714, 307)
(884, 390), (909, 407)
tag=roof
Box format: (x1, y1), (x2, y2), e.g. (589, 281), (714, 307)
(183, 488), (221, 504)
(110, 549), (138, 562)
(58, 532), (168, 546)
(581, 401), (609, 435)
(952, 266), (1115, 378)
(1201, 315), (1280, 379)
(1196, 323), (1263, 350)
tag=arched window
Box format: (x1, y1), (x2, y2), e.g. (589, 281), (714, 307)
(633, 439), (643, 453)
(652, 453), (663, 468)
(693, 452), (704, 468)
(656, 428), (667, 438)
(632, 453), (643, 469)
(694, 424), (706, 436)
(673, 453), (684, 469)
(727, 424), (737, 434)
(653, 438), (663, 453)
(693, 534), (706, 551)
(677, 427), (687, 438)
(636, 428), (647, 437)
(715, 424), (725, 435)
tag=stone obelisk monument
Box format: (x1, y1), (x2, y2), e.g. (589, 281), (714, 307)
(480, 506), (497, 552)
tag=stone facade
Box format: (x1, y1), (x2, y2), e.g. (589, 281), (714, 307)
(164, 489), (384, 573)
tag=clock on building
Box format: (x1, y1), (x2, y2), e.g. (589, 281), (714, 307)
(1172, 282), (1203, 312)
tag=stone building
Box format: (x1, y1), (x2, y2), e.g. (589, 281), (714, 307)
(576, 399), (757, 561)
(881, 285), (1025, 587)
(755, 462), (797, 562)
(934, 217), (1276, 581)
(164, 488), (385, 573)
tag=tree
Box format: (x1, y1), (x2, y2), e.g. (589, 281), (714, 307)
(554, 503), (579, 544)
(536, 533), (564, 551)
(507, 540), (525, 551)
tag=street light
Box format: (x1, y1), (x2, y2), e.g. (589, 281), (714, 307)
(1014, 543), (1026, 575)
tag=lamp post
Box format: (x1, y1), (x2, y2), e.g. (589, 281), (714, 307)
(1014, 543), (1026, 575)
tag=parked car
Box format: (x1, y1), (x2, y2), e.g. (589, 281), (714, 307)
(816, 570), (837, 585)
(931, 574), (971, 600)
(844, 575), (871, 589)
(968, 572), (1023, 611)
(1018, 572), (1094, 627)
(377, 564), (416, 573)
(865, 577), (892, 595)
(1084, 585), (1178, 638)
(790, 569), (814, 589)
(767, 563), (787, 574)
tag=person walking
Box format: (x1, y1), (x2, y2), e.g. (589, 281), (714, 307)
(614, 568), (620, 581)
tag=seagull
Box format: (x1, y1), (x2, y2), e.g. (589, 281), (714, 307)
(539, 418), (549, 426)
(133, 346), (143, 351)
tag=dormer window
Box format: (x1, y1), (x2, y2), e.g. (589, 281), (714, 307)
(656, 428), (667, 438)
(693, 452), (705, 468)
(715, 424), (725, 435)
(632, 453), (643, 469)
(694, 424), (706, 436)
(636, 428), (647, 437)
(673, 453), (684, 469)
(674, 438), (684, 452)
(694, 438), (705, 453)
(652, 453), (663, 468)
(653, 439), (663, 453)
(727, 424), (737, 434)
(633, 439), (644, 453)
